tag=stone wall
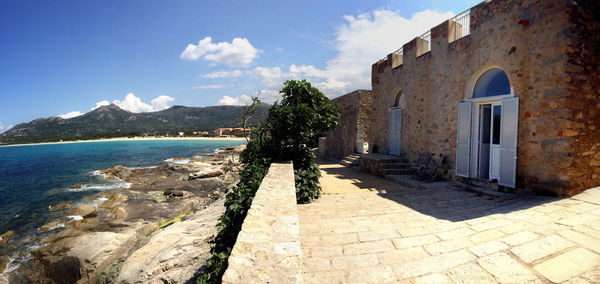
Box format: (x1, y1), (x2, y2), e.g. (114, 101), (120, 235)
(369, 0), (599, 196)
(323, 90), (372, 158)
(222, 162), (303, 283)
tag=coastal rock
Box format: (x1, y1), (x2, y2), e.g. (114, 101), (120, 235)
(39, 221), (63, 232)
(0, 257), (9, 274)
(70, 184), (82, 189)
(70, 205), (97, 218)
(100, 165), (132, 180)
(187, 168), (223, 180)
(32, 228), (139, 284)
(0, 231), (14, 246)
(116, 198), (225, 284)
(164, 189), (185, 198)
(48, 201), (73, 211)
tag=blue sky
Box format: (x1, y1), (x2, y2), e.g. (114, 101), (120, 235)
(0, 0), (478, 131)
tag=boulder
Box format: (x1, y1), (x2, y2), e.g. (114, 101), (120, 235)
(49, 201), (73, 212)
(0, 257), (9, 274)
(116, 198), (225, 283)
(70, 184), (82, 189)
(99, 165), (131, 180)
(187, 168), (223, 180)
(0, 231), (14, 246)
(39, 221), (62, 232)
(32, 229), (139, 284)
(70, 205), (97, 218)
(164, 189), (185, 198)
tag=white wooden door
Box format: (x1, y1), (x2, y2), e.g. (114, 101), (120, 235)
(489, 103), (502, 181)
(499, 97), (519, 188)
(389, 108), (402, 156)
(456, 101), (473, 177)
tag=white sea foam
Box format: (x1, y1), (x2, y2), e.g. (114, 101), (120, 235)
(91, 170), (108, 178)
(97, 197), (108, 202)
(68, 182), (131, 192)
(68, 215), (83, 221)
(164, 158), (190, 165)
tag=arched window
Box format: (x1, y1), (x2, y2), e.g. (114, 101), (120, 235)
(473, 68), (510, 98)
(392, 91), (403, 108)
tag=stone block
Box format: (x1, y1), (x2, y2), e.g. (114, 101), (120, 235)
(343, 240), (395, 255)
(392, 234), (440, 249)
(347, 265), (396, 283)
(477, 252), (539, 283)
(470, 240), (509, 257)
(424, 237), (472, 255)
(533, 248), (600, 283)
(446, 263), (497, 283)
(393, 250), (475, 279)
(511, 235), (575, 263)
(500, 231), (540, 246)
(559, 229), (600, 254)
(376, 247), (429, 264)
(331, 254), (378, 270)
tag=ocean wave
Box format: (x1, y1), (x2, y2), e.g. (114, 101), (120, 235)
(91, 170), (108, 178)
(163, 158), (190, 165)
(67, 182), (131, 192)
(68, 215), (83, 221)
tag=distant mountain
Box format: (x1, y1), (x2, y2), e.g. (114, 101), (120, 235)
(0, 104), (270, 144)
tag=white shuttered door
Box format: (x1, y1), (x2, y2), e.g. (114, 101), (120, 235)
(389, 108), (402, 156)
(456, 102), (473, 177)
(499, 97), (519, 188)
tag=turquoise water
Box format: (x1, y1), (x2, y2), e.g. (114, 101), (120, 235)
(0, 139), (244, 240)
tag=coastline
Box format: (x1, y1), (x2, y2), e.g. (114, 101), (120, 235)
(0, 144), (244, 283)
(0, 136), (247, 148)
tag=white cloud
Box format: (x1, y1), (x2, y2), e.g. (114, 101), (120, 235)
(217, 95), (253, 106)
(249, 9), (454, 97)
(58, 111), (83, 119)
(203, 70), (243, 79)
(193, 84), (226, 90)
(91, 100), (110, 110)
(0, 122), (4, 132)
(151, 95), (175, 110)
(275, 47), (284, 53)
(180, 36), (261, 67)
(111, 93), (154, 113)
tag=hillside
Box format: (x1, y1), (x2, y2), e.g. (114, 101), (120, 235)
(0, 104), (270, 144)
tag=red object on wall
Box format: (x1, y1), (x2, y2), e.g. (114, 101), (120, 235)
(518, 19), (529, 26)
(558, 130), (563, 137)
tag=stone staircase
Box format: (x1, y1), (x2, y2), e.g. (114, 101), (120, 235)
(340, 154), (361, 167)
(359, 154), (414, 178)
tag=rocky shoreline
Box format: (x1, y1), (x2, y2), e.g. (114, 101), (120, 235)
(0, 145), (244, 283)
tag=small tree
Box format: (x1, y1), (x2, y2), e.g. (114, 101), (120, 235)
(197, 80), (341, 283)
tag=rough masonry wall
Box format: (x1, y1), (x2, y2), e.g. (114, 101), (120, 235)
(561, 0), (600, 194)
(370, 0), (598, 195)
(324, 90), (372, 158)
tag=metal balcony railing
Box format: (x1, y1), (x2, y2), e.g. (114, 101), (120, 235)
(450, 9), (471, 42)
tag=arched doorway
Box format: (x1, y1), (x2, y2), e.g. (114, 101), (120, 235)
(389, 91), (403, 156)
(456, 67), (519, 188)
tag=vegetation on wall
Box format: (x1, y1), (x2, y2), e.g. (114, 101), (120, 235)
(197, 80), (341, 283)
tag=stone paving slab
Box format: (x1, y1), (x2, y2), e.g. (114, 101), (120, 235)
(299, 162), (600, 283)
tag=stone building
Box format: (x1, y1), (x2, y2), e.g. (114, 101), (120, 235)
(322, 90), (372, 158)
(369, 0), (599, 196)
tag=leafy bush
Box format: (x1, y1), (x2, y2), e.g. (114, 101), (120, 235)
(197, 80), (341, 283)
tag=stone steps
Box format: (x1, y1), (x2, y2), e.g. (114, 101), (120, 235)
(340, 154), (362, 167)
(380, 163), (410, 169)
(382, 168), (414, 175)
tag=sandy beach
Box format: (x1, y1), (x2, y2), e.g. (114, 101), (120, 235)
(0, 136), (247, 147)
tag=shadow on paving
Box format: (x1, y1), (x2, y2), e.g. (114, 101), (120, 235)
(319, 163), (564, 223)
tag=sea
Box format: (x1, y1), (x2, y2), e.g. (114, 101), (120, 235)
(0, 139), (245, 265)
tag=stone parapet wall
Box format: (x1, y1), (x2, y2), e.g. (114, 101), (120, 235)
(368, 0), (599, 195)
(222, 162), (303, 284)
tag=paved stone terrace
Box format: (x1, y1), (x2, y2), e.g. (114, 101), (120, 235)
(298, 161), (600, 283)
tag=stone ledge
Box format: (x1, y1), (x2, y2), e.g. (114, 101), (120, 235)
(222, 162), (303, 284)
